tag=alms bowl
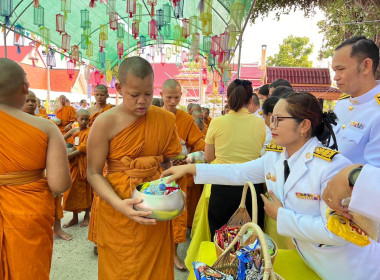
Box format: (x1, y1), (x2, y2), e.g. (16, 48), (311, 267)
(131, 186), (185, 221)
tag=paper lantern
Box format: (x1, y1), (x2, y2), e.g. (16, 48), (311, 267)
(109, 12), (118, 31)
(175, 54), (181, 68)
(80, 34), (88, 50)
(33, 0), (39, 7)
(140, 35), (146, 47)
(163, 3), (171, 25)
(117, 41), (124, 59)
(147, 0), (156, 17)
(61, 0), (71, 20)
(117, 23), (124, 40)
(46, 48), (56, 68)
(203, 36), (211, 54)
(181, 50), (188, 63)
(166, 47), (171, 60)
(163, 24), (171, 38)
(182, 18), (189, 39)
(89, 0), (98, 8)
(99, 37), (106, 52)
(189, 15), (199, 36)
(106, 0), (116, 15)
(230, 0), (245, 30)
(56, 14), (65, 34)
(149, 45), (155, 57)
(148, 19), (157, 40)
(220, 30), (230, 54)
(61, 32), (71, 51)
(200, 0), (212, 36)
(0, 0), (13, 25)
(160, 53), (166, 66)
(133, 2), (142, 23)
(228, 24), (239, 49)
(99, 24), (108, 40)
(174, 25), (182, 42)
(156, 9), (163, 31)
(211, 35), (220, 58)
(157, 34), (164, 49)
(67, 59), (75, 80)
(94, 70), (101, 85)
(126, 0), (136, 18)
(136, 42), (143, 55)
(132, 22), (139, 39)
(86, 41), (93, 57)
(28, 42), (39, 67)
(81, 9), (90, 29)
(39, 26), (50, 49)
(83, 22), (92, 41)
(71, 45), (79, 66)
(202, 68), (208, 84)
(13, 24), (25, 54)
(174, 0), (183, 19)
(33, 6), (44, 26)
(207, 55), (215, 67)
(98, 51), (106, 69)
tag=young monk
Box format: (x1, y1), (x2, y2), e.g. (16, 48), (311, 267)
(37, 97), (48, 117)
(23, 90), (45, 117)
(63, 110), (92, 228)
(87, 56), (182, 280)
(88, 84), (113, 127)
(160, 79), (205, 271)
(0, 58), (71, 279)
(55, 95), (77, 134)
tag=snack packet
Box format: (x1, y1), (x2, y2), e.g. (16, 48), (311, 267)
(137, 177), (179, 196)
(187, 151), (206, 163)
(237, 240), (264, 280)
(193, 262), (234, 280)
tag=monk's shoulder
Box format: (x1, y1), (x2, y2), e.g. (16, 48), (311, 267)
(149, 105), (176, 123)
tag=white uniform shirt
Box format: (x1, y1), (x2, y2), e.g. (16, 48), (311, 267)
(254, 107), (272, 146)
(333, 82), (380, 166)
(194, 137), (380, 280)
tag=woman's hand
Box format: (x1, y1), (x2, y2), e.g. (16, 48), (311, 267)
(115, 198), (157, 225)
(161, 164), (196, 184)
(260, 191), (283, 221)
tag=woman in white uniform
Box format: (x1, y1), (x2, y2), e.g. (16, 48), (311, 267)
(163, 92), (380, 280)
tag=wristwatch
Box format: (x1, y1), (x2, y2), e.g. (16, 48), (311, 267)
(348, 166), (363, 188)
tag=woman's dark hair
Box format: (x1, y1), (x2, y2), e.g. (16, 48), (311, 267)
(258, 84), (270, 96)
(282, 92), (338, 149)
(227, 79), (253, 112)
(262, 96), (279, 115)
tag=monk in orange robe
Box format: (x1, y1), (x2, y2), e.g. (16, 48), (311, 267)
(63, 110), (92, 228)
(161, 79), (205, 270)
(87, 57), (182, 280)
(0, 58), (71, 279)
(36, 98), (49, 118)
(22, 91), (46, 118)
(203, 107), (212, 126)
(55, 95), (76, 135)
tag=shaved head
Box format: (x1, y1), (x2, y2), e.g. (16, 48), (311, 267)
(187, 103), (194, 113)
(118, 56), (153, 85)
(23, 90), (38, 114)
(0, 58), (27, 97)
(95, 84), (108, 95)
(192, 110), (203, 119)
(192, 104), (201, 112)
(162, 79), (181, 90)
(77, 109), (90, 117)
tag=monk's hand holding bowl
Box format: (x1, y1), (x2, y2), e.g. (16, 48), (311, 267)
(161, 164), (196, 185)
(115, 198), (157, 225)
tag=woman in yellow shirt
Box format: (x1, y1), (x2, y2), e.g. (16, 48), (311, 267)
(205, 79), (266, 234)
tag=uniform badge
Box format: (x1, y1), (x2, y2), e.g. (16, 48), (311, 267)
(375, 93), (380, 106)
(296, 192), (320, 200)
(271, 175), (277, 182)
(349, 106), (353, 111)
(306, 152), (311, 159)
(266, 172), (271, 180)
(349, 120), (364, 129)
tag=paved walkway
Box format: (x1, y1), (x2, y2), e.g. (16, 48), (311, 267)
(51, 212), (190, 280)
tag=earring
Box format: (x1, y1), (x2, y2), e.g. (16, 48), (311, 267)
(300, 132), (303, 137)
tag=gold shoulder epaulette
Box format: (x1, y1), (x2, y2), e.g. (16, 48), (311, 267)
(375, 93), (380, 106)
(265, 143), (283, 152)
(259, 111), (263, 115)
(338, 93), (350, 100)
(313, 147), (339, 162)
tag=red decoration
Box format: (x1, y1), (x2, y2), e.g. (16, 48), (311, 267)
(147, 0), (157, 17)
(117, 41), (124, 59)
(61, 32), (71, 52)
(109, 12), (118, 31)
(33, 0), (40, 8)
(202, 68), (208, 84)
(56, 14), (65, 34)
(220, 31), (230, 54)
(181, 50), (188, 63)
(28, 42), (39, 67)
(170, 0), (181, 7)
(94, 70), (101, 85)
(211, 35), (220, 58)
(67, 59), (75, 80)
(71, 45), (79, 67)
(89, 0), (98, 8)
(126, 0), (136, 18)
(182, 18), (189, 39)
(99, 38), (106, 52)
(132, 22), (139, 39)
(148, 19), (157, 40)
(161, 53), (166, 66)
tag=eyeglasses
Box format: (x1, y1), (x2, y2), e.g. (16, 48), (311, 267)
(270, 114), (300, 128)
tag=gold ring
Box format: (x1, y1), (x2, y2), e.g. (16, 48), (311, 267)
(327, 198), (332, 202)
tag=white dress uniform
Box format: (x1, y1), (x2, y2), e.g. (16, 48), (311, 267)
(194, 137), (380, 280)
(350, 164), (380, 222)
(333, 82), (380, 166)
(254, 107), (272, 146)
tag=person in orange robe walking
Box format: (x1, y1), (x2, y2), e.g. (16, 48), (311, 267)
(87, 57), (182, 280)
(62, 110), (92, 228)
(0, 58), (71, 280)
(161, 79), (205, 271)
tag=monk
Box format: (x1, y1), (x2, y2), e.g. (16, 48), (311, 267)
(88, 84), (113, 127)
(187, 102), (194, 114)
(37, 97), (48, 117)
(55, 95), (76, 134)
(87, 56), (182, 280)
(23, 90), (46, 118)
(202, 107), (212, 126)
(161, 79), (205, 271)
(192, 109), (208, 137)
(63, 110), (92, 228)
(0, 58), (71, 279)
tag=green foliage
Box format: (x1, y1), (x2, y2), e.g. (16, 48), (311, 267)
(267, 35), (314, 67)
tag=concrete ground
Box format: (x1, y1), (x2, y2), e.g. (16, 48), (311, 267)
(51, 212), (190, 280)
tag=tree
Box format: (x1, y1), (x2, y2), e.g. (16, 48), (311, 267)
(266, 35), (314, 67)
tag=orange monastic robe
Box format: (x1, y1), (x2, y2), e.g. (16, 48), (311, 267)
(55, 105), (76, 134)
(97, 106), (182, 280)
(0, 111), (55, 280)
(204, 116), (212, 126)
(37, 108), (48, 119)
(172, 110), (205, 243)
(89, 104), (113, 127)
(63, 128), (92, 212)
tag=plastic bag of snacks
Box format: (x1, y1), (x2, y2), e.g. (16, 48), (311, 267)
(237, 240), (264, 280)
(193, 262), (234, 280)
(186, 151), (206, 163)
(138, 177), (180, 196)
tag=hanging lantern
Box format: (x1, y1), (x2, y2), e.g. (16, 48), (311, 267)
(136, 41), (143, 56)
(106, 0), (116, 15)
(86, 41), (93, 57)
(61, 0), (71, 21)
(117, 41), (124, 59)
(156, 9), (163, 31)
(83, 22), (92, 42)
(133, 2), (142, 23)
(181, 50), (188, 63)
(71, 45), (79, 66)
(228, 24), (239, 49)
(173, 25), (182, 43)
(61, 32), (71, 52)
(28, 42), (39, 67)
(174, 0), (183, 19)
(81, 34), (88, 50)
(46, 48), (56, 68)
(147, 0), (156, 17)
(162, 3), (171, 25)
(148, 19), (158, 40)
(13, 24), (25, 54)
(140, 35), (146, 48)
(166, 47), (171, 60)
(39, 26), (50, 46)
(94, 70), (101, 85)
(126, 0), (136, 18)
(189, 15), (199, 36)
(182, 18), (189, 39)
(175, 54), (181, 68)
(56, 14), (65, 34)
(99, 51), (106, 69)
(99, 38), (106, 52)
(117, 23), (124, 40)
(0, 0), (12, 25)
(220, 30), (230, 54)
(105, 59), (112, 83)
(67, 59), (75, 80)
(99, 24), (108, 40)
(89, 0), (98, 8)
(132, 22), (139, 39)
(230, 0), (245, 31)
(160, 53), (166, 66)
(211, 35), (220, 58)
(109, 12), (118, 31)
(33, 5), (44, 27)
(202, 68), (208, 84)
(157, 35), (164, 50)
(207, 55), (215, 66)
(163, 24), (171, 38)
(80, 9), (90, 29)
(149, 45), (155, 58)
(33, 0), (39, 7)
(200, 0), (212, 36)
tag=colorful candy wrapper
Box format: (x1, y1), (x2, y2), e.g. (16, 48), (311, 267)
(237, 240), (264, 280)
(137, 177), (179, 196)
(193, 262), (234, 280)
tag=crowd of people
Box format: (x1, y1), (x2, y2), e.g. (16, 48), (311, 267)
(0, 35), (379, 280)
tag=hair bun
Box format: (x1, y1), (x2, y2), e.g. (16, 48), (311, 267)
(322, 111), (338, 126)
(317, 111), (338, 150)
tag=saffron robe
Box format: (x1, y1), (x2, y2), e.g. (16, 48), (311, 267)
(55, 105), (76, 134)
(37, 108), (48, 119)
(63, 128), (92, 212)
(0, 111), (55, 280)
(89, 104), (113, 127)
(172, 110), (205, 243)
(97, 106), (182, 280)
(204, 116), (212, 126)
